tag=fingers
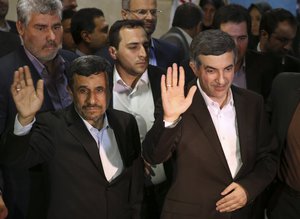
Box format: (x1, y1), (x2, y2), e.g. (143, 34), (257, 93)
(36, 79), (44, 100)
(216, 183), (247, 213)
(24, 65), (33, 86)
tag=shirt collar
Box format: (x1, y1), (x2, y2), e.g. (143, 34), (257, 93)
(80, 111), (110, 132)
(197, 78), (234, 108)
(24, 46), (65, 78)
(113, 65), (149, 93)
(0, 20), (11, 32)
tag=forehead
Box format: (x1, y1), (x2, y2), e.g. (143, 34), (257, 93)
(119, 27), (148, 44)
(220, 22), (248, 36)
(73, 73), (107, 87)
(28, 12), (61, 25)
(275, 20), (297, 35)
(129, 0), (156, 9)
(199, 52), (235, 68)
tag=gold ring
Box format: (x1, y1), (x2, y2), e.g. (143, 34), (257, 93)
(16, 88), (21, 92)
(166, 84), (172, 87)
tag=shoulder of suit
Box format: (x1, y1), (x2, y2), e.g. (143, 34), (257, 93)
(231, 85), (264, 101)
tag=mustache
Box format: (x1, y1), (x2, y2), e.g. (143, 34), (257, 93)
(43, 41), (58, 49)
(82, 104), (102, 109)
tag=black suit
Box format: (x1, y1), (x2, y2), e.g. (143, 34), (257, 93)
(143, 81), (278, 219)
(266, 72), (300, 219)
(0, 31), (21, 57)
(108, 65), (173, 219)
(152, 38), (182, 69)
(160, 27), (190, 61)
(0, 106), (144, 219)
(0, 46), (78, 219)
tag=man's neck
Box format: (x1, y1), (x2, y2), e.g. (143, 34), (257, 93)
(115, 65), (143, 89)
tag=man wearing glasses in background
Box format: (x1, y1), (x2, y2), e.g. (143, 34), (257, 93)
(258, 8), (300, 73)
(121, 0), (182, 70)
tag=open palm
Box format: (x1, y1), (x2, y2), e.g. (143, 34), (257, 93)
(161, 63), (197, 122)
(10, 66), (44, 125)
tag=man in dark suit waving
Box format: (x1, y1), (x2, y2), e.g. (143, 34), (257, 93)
(0, 56), (144, 219)
(142, 29), (278, 219)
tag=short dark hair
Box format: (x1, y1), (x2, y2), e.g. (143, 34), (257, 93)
(213, 4), (251, 35)
(190, 29), (236, 68)
(172, 3), (203, 29)
(68, 55), (112, 91)
(108, 19), (146, 49)
(62, 8), (75, 21)
(71, 8), (105, 45)
(199, 0), (225, 9)
(259, 8), (297, 35)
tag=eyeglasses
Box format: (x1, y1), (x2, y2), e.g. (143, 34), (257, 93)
(126, 9), (162, 18)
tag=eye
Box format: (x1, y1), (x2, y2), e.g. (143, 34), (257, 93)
(78, 88), (88, 94)
(95, 87), (105, 93)
(205, 68), (216, 74)
(53, 24), (62, 31)
(238, 36), (248, 42)
(137, 9), (148, 16)
(225, 66), (233, 72)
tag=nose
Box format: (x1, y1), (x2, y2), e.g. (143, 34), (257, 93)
(47, 28), (56, 41)
(145, 10), (154, 19)
(216, 72), (225, 85)
(87, 92), (96, 104)
(139, 45), (147, 58)
(283, 40), (293, 52)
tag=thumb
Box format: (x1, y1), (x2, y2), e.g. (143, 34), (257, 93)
(221, 182), (237, 196)
(184, 85), (197, 107)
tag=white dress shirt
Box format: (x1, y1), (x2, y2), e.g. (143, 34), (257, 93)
(113, 67), (166, 184)
(197, 80), (243, 178)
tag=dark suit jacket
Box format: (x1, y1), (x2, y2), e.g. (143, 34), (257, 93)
(0, 46), (78, 219)
(160, 27), (190, 61)
(152, 38), (182, 69)
(142, 81), (278, 219)
(268, 72), (300, 153)
(0, 31), (21, 57)
(0, 106), (144, 219)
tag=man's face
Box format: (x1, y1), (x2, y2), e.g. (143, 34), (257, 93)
(88, 16), (109, 52)
(71, 73), (108, 129)
(220, 22), (248, 66)
(62, 0), (77, 11)
(17, 12), (63, 63)
(122, 0), (157, 36)
(193, 51), (235, 106)
(0, 0), (8, 19)
(110, 26), (149, 79)
(62, 18), (76, 51)
(265, 21), (297, 56)
(202, 3), (216, 27)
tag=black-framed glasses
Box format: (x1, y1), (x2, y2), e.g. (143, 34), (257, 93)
(126, 9), (162, 17)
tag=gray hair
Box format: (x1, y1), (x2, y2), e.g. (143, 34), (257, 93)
(121, 0), (130, 10)
(190, 29), (237, 68)
(17, 0), (62, 25)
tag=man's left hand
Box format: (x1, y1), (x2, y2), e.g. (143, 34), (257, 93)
(216, 182), (247, 213)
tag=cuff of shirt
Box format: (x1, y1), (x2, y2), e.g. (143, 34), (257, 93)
(164, 116), (182, 128)
(14, 114), (35, 136)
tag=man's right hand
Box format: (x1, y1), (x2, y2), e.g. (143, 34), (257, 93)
(0, 195), (8, 219)
(10, 66), (44, 126)
(161, 63), (197, 122)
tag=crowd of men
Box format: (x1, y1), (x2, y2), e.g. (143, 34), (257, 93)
(0, 0), (299, 219)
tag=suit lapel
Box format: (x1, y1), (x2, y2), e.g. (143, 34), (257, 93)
(188, 86), (232, 176)
(65, 106), (103, 174)
(231, 87), (249, 178)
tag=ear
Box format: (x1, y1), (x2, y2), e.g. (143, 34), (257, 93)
(16, 20), (24, 36)
(81, 30), (91, 43)
(189, 61), (198, 77)
(121, 9), (129, 19)
(260, 30), (269, 40)
(108, 46), (117, 60)
(67, 86), (74, 100)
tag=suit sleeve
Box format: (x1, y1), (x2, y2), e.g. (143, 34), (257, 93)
(0, 113), (55, 169)
(142, 99), (181, 164)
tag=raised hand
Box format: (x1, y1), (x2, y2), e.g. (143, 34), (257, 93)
(161, 63), (197, 122)
(10, 66), (44, 126)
